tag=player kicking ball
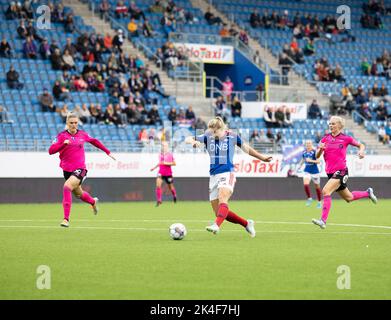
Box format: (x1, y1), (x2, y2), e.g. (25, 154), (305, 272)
(312, 116), (377, 229)
(186, 117), (272, 237)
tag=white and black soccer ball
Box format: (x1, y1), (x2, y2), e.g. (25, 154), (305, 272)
(169, 223), (187, 240)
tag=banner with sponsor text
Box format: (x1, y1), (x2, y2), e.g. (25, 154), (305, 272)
(0, 152), (390, 178)
(173, 43), (234, 64)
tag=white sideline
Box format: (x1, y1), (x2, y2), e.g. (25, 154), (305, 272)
(0, 224), (390, 236)
(0, 219), (391, 230)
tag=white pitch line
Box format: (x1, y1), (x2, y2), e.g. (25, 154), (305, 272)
(0, 219), (391, 230)
(0, 225), (390, 236)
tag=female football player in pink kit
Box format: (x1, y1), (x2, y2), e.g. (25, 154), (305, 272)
(312, 116), (378, 229)
(49, 113), (116, 227)
(150, 141), (177, 206)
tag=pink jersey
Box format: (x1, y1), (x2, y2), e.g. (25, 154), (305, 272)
(158, 152), (174, 176)
(320, 133), (360, 174)
(49, 130), (110, 172)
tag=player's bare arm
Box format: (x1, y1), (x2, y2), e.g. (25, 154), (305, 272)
(316, 143), (325, 158)
(185, 136), (202, 148)
(241, 143), (272, 162)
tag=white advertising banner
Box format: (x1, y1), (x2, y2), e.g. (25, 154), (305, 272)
(173, 43), (234, 64)
(242, 102), (308, 119)
(0, 152), (390, 178)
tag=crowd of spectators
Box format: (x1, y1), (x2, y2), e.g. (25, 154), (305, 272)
(361, 50), (391, 79)
(263, 105), (293, 128)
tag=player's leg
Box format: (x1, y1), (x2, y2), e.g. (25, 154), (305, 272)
(338, 187), (377, 204)
(155, 176), (163, 206)
(312, 178), (340, 229)
(206, 187), (233, 234)
(61, 175), (80, 227)
(73, 185), (99, 214)
(167, 179), (177, 202)
(303, 174), (312, 206)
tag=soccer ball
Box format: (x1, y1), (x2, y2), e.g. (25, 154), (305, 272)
(169, 223), (187, 240)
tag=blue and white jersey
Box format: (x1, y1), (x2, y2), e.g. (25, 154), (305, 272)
(196, 130), (242, 175)
(302, 149), (320, 174)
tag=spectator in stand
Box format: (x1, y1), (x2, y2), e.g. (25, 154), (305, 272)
(23, 36), (37, 59)
(375, 100), (388, 120)
(372, 82), (381, 96)
(264, 106), (276, 128)
(62, 49), (76, 71)
(79, 103), (92, 124)
(138, 128), (148, 145)
(26, 19), (44, 43)
(378, 124), (390, 144)
(51, 48), (64, 70)
(59, 104), (69, 123)
(185, 105), (196, 123)
(95, 104), (106, 123)
(274, 106), (285, 127)
(39, 38), (51, 59)
(222, 76), (234, 105)
(38, 88), (56, 112)
(250, 9), (261, 28)
(0, 37), (12, 58)
(5, 2), (19, 20)
(103, 33), (113, 53)
(355, 91), (369, 106)
(266, 128), (275, 142)
(256, 82), (264, 101)
(6, 65), (23, 89)
(127, 18), (139, 37)
(284, 107), (293, 127)
(148, 105), (162, 125)
(64, 13), (75, 33)
(129, 1), (146, 20)
(278, 52), (293, 85)
(161, 12), (176, 36)
(17, 19), (28, 39)
(193, 117), (207, 130)
(290, 37), (299, 53)
(142, 19), (154, 37)
(168, 107), (178, 125)
(115, 0), (128, 19)
(250, 129), (260, 144)
(333, 64), (345, 82)
(112, 29), (124, 53)
(99, 0), (110, 20)
(303, 39), (315, 56)
(231, 96), (242, 118)
(314, 131), (322, 144)
(359, 102), (373, 121)
(308, 99), (322, 119)
(205, 7), (223, 26)
(214, 96), (230, 121)
(239, 30), (249, 45)
(379, 83), (389, 96)
(53, 80), (71, 101)
(219, 24), (230, 38)
(361, 57), (371, 75)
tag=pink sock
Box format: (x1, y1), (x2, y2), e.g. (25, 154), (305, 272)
(171, 187), (177, 198)
(321, 195), (332, 223)
(80, 191), (95, 205)
(352, 191), (369, 201)
(304, 184), (311, 198)
(63, 186), (72, 221)
(156, 187), (162, 202)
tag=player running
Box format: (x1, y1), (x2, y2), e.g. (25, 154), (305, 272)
(49, 112), (115, 227)
(185, 116), (272, 237)
(312, 116), (377, 229)
(298, 140), (322, 208)
(150, 141), (177, 206)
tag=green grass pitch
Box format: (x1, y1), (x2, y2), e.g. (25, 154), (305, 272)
(0, 199), (390, 300)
